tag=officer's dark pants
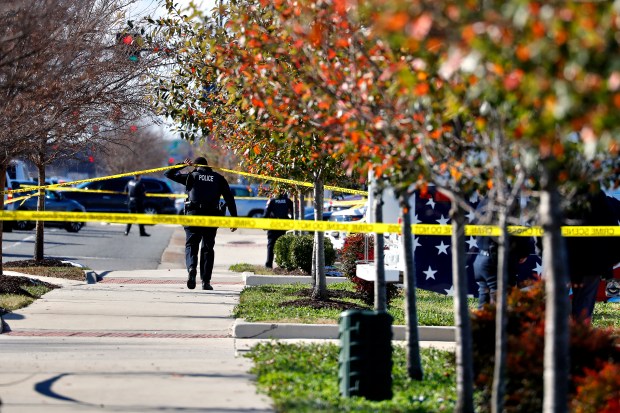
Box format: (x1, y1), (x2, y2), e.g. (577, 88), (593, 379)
(125, 204), (147, 235)
(571, 274), (601, 323)
(185, 226), (218, 283)
(473, 251), (518, 308)
(266, 230), (286, 268)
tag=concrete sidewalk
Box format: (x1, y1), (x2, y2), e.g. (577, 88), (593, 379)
(0, 227), (273, 413)
(1, 226), (456, 412)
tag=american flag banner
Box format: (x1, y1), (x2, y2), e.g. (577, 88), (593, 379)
(410, 188), (542, 297)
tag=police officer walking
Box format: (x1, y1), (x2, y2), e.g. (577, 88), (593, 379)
(263, 191), (294, 268)
(164, 156), (237, 290)
(124, 174), (150, 237)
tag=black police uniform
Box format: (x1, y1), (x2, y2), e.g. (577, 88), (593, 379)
(263, 193), (294, 268)
(165, 164), (237, 289)
(125, 177), (149, 236)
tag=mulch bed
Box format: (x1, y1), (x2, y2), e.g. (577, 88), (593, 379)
(3, 258), (74, 268)
(1, 258), (66, 298)
(271, 267), (308, 276)
(281, 287), (370, 311)
(0, 274), (58, 297)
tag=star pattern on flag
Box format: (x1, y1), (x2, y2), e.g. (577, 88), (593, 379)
(465, 236), (478, 250)
(435, 241), (449, 255)
(423, 266), (437, 280)
(410, 187), (540, 298)
(466, 209), (476, 222)
(413, 236), (422, 251)
(436, 214), (450, 225)
(534, 261), (543, 275)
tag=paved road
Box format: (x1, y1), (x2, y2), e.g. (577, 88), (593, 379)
(2, 223), (176, 271)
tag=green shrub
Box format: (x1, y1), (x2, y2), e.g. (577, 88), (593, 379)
(274, 233), (296, 270)
(290, 234), (336, 274)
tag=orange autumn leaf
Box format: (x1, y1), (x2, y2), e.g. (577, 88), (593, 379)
(462, 25), (475, 44)
(293, 82), (305, 95)
(385, 12), (408, 32)
(251, 97), (264, 108)
(253, 145), (261, 155)
(310, 23), (323, 46)
(558, 170), (569, 182)
(336, 38), (349, 48)
(415, 82), (430, 96)
(487, 179), (493, 190)
(552, 142), (564, 157)
(450, 167), (462, 182)
(426, 37), (443, 52)
(516, 44), (530, 61)
(532, 21), (546, 38)
(333, 0), (347, 15)
(555, 30), (568, 45)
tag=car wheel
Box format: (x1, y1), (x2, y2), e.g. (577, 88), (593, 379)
(144, 206), (159, 215)
(249, 210), (263, 218)
(65, 222), (83, 233)
(15, 219), (34, 231)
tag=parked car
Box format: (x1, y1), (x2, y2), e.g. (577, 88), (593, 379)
(4, 188), (86, 232)
(229, 184), (254, 197)
(61, 176), (177, 214)
(324, 204), (367, 249)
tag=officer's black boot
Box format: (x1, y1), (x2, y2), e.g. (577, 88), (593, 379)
(202, 277), (213, 290)
(187, 267), (197, 290)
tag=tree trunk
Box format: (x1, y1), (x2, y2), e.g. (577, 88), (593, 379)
(0, 163), (6, 275)
(299, 190), (306, 236)
(373, 186), (386, 312)
(541, 171), (569, 413)
(451, 202), (475, 413)
(400, 192), (423, 380)
(34, 161), (46, 261)
(312, 177), (326, 299)
(491, 208), (509, 413)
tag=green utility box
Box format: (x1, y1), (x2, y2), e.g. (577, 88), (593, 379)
(338, 309), (393, 401)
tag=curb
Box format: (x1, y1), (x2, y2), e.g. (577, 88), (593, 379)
(243, 273), (348, 286)
(232, 319), (455, 342)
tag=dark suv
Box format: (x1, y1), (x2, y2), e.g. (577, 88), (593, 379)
(62, 176), (177, 214)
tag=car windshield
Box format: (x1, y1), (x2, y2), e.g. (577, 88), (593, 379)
(329, 214), (360, 222)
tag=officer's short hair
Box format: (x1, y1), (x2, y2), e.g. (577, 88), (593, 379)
(194, 156), (208, 166)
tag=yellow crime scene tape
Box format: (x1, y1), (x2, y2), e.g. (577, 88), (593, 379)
(1, 210), (619, 237)
(1, 164), (367, 197)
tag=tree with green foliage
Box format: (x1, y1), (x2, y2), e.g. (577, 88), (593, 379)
(146, 0), (355, 300)
(371, 1), (620, 412)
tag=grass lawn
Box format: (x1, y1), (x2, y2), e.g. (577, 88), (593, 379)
(234, 281), (478, 326)
(234, 281), (619, 329)
(0, 284), (54, 311)
(246, 342), (457, 413)
(1, 259), (81, 312)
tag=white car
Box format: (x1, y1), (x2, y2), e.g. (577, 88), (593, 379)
(325, 205), (367, 250)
